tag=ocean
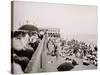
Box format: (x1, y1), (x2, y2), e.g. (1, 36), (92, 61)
(61, 34), (97, 45)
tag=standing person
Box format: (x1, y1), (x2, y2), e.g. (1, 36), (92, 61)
(38, 31), (44, 40)
(20, 31), (34, 60)
(46, 38), (50, 55)
(47, 38), (52, 55)
(29, 31), (39, 51)
(13, 31), (26, 51)
(12, 31), (30, 72)
(54, 42), (61, 60)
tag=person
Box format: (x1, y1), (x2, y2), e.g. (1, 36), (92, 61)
(21, 32), (30, 48)
(12, 31), (34, 72)
(47, 38), (56, 56)
(13, 31), (26, 51)
(20, 31), (34, 60)
(47, 38), (52, 53)
(54, 42), (61, 59)
(29, 31), (40, 51)
(38, 31), (44, 40)
(13, 31), (34, 60)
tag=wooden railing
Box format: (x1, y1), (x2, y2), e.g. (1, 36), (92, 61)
(25, 36), (45, 73)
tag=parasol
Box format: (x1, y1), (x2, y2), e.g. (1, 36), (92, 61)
(57, 62), (74, 71)
(18, 24), (39, 32)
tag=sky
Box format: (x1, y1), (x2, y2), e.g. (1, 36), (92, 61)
(13, 1), (97, 37)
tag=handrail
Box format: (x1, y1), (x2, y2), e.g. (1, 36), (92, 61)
(25, 36), (45, 73)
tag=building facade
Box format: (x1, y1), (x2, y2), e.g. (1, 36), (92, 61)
(39, 27), (60, 37)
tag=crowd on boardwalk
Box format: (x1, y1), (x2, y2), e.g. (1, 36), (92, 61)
(11, 30), (44, 73)
(46, 36), (97, 68)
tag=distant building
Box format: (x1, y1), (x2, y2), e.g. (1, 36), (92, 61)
(39, 27), (60, 37)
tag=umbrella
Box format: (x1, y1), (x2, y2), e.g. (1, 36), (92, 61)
(57, 62), (74, 71)
(18, 24), (39, 32)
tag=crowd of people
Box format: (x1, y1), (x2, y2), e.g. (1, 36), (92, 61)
(46, 36), (97, 67)
(11, 30), (44, 73)
(11, 29), (97, 73)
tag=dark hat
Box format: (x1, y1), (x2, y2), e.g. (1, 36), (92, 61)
(14, 31), (22, 37)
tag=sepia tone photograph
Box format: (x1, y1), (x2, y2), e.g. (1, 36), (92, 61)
(11, 1), (97, 74)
